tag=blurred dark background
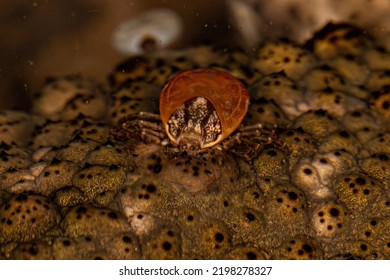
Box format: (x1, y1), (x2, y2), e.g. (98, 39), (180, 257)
(1, 0), (390, 110)
(0, 0), (230, 110)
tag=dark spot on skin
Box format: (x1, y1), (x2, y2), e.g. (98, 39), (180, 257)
(267, 150), (277, 156)
(288, 192), (298, 200)
(109, 164), (119, 171)
(153, 164), (162, 173)
(187, 215), (194, 221)
(303, 168), (312, 175)
(352, 111), (361, 117)
(378, 154), (389, 161)
(355, 177), (366, 185)
(330, 208), (339, 217)
(298, 250), (304, 255)
(246, 213), (256, 221)
(215, 233), (224, 242)
(314, 109), (327, 116)
(29, 246), (38, 255)
(108, 212), (118, 219)
(63, 240), (71, 246)
(76, 206), (87, 214)
(122, 236), (132, 243)
(16, 193), (28, 202)
(303, 244), (312, 253)
(162, 241), (172, 251)
(146, 184), (156, 193)
(246, 252), (257, 259)
(320, 158), (327, 164)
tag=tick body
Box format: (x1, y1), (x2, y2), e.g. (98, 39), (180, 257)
(160, 68), (250, 149)
(112, 68), (275, 160)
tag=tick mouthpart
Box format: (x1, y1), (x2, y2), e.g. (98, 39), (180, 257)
(168, 129), (223, 151)
(172, 130), (203, 151)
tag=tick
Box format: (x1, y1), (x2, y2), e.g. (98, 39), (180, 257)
(111, 68), (275, 160)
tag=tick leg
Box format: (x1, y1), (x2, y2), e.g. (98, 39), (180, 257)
(223, 124), (276, 160)
(139, 127), (166, 143)
(110, 111), (167, 144)
(125, 119), (165, 133)
(137, 111), (163, 121)
(222, 136), (258, 160)
(237, 123), (264, 131)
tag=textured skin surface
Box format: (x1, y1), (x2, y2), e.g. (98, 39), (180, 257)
(0, 23), (389, 260)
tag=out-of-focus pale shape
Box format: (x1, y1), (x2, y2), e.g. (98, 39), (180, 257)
(112, 8), (183, 55)
(227, 0), (262, 49)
